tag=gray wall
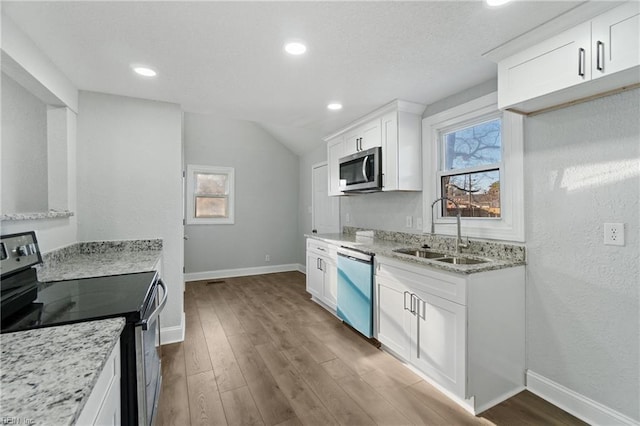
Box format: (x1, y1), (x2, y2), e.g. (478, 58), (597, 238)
(297, 143), (328, 265)
(1, 72), (48, 213)
(524, 88), (639, 421)
(76, 91), (184, 337)
(184, 113), (299, 272)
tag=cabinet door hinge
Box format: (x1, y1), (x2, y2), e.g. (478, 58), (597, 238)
(182, 170), (186, 178)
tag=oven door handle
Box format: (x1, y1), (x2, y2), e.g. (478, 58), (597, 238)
(140, 279), (168, 331)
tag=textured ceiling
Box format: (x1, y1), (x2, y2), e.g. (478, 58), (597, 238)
(2, 1), (583, 155)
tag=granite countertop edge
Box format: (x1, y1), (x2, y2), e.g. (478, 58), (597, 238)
(306, 233), (525, 275)
(0, 317), (126, 425)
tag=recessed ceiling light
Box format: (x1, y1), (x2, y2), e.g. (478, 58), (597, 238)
(485, 0), (511, 6)
(327, 103), (343, 111)
(133, 66), (157, 77)
(284, 42), (307, 55)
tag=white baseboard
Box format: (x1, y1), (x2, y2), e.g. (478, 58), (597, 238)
(160, 311), (185, 344)
(184, 264), (304, 282)
(527, 370), (639, 425)
(298, 264), (306, 274)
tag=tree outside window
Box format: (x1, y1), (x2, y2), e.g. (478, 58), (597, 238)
(440, 117), (502, 218)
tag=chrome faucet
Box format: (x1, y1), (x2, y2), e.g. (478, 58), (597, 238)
(431, 197), (469, 254)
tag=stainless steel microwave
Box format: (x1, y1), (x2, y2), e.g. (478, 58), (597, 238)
(339, 146), (382, 192)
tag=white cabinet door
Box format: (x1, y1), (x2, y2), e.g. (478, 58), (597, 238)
(344, 119), (381, 155)
(360, 118), (382, 151)
(498, 21), (591, 109)
(409, 289), (467, 399)
(591, 2), (640, 78)
(344, 129), (361, 156)
(322, 256), (338, 310)
(306, 252), (324, 299)
(327, 136), (344, 197)
(376, 275), (411, 359)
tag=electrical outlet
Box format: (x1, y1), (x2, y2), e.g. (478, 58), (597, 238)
(416, 217), (423, 230)
(265, 254), (271, 262)
(604, 223), (625, 246)
(405, 216), (413, 228)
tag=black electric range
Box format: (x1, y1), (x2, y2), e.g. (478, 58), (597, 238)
(1, 270), (157, 333)
(1, 231), (166, 426)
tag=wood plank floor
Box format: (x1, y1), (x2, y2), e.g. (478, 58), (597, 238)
(157, 271), (586, 426)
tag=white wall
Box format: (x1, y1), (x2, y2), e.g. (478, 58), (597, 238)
(1, 72), (48, 213)
(1, 13), (78, 112)
(183, 113), (299, 275)
(76, 91), (184, 341)
(524, 88), (639, 422)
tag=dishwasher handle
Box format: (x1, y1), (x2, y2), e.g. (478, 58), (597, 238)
(337, 250), (372, 264)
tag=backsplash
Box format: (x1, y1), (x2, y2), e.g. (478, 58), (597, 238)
(40, 239), (163, 268)
(343, 226), (525, 262)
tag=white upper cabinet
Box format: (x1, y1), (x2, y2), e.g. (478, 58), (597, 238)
(591, 2), (640, 79)
(344, 119), (382, 155)
(497, 1), (640, 113)
(498, 22), (591, 110)
(325, 99), (425, 195)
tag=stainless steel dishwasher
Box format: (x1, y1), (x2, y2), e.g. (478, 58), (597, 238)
(336, 247), (374, 338)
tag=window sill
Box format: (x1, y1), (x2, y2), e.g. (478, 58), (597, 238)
(0, 210), (75, 222)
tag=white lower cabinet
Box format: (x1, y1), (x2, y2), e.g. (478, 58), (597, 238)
(376, 276), (411, 359)
(375, 256), (525, 414)
(306, 239), (338, 310)
(410, 286), (467, 398)
(76, 340), (121, 426)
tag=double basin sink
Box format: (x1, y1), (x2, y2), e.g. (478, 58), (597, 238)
(393, 248), (489, 265)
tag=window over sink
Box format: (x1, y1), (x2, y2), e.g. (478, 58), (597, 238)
(186, 165), (235, 225)
(440, 116), (502, 218)
(423, 92), (524, 242)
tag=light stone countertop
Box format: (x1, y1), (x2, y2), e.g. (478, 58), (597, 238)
(307, 230), (525, 274)
(0, 318), (125, 426)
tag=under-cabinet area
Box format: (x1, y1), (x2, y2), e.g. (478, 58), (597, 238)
(305, 231), (526, 414)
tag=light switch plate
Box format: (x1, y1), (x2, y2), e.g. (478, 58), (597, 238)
(604, 223), (625, 246)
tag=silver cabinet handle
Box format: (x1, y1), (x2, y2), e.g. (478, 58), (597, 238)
(410, 293), (417, 314)
(578, 48), (586, 77)
(140, 279), (168, 331)
(596, 41), (605, 72)
(403, 291), (410, 311)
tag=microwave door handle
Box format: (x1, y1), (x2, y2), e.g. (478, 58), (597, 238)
(362, 156), (369, 181)
(140, 279), (168, 331)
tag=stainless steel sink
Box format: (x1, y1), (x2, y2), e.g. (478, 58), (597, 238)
(435, 257), (488, 265)
(393, 248), (447, 259)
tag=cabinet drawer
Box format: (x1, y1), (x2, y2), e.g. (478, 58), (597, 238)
(376, 257), (466, 305)
(307, 239), (329, 254)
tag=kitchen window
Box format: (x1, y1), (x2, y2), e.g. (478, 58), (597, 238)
(423, 92), (524, 242)
(186, 165), (235, 225)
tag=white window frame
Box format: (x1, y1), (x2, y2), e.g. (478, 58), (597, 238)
(422, 92), (525, 242)
(186, 164), (235, 225)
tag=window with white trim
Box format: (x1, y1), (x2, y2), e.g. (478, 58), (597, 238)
(186, 165), (235, 225)
(423, 92), (524, 242)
